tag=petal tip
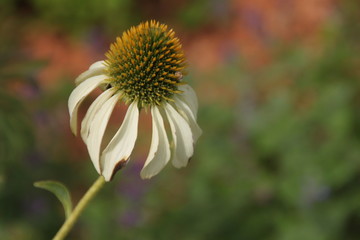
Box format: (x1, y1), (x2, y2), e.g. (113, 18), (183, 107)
(172, 156), (192, 169)
(140, 171), (154, 180)
(70, 119), (78, 136)
(104, 158), (129, 181)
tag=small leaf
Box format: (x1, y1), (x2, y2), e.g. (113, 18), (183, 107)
(34, 180), (73, 219)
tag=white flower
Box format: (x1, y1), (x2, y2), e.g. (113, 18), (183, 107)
(68, 21), (201, 181)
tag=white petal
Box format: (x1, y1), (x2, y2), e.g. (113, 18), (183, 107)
(75, 61), (107, 85)
(164, 103), (194, 168)
(140, 106), (171, 179)
(173, 96), (202, 143)
(81, 88), (115, 144)
(89, 60), (106, 70)
(86, 92), (120, 174)
(101, 102), (139, 181)
(68, 74), (108, 135)
(178, 84), (198, 118)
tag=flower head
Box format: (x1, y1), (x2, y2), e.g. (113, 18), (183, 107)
(68, 21), (201, 181)
(105, 21), (186, 107)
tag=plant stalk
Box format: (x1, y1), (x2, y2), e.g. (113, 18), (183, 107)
(53, 176), (106, 240)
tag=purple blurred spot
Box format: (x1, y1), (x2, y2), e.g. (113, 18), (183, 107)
(25, 151), (44, 166)
(26, 196), (48, 217)
(241, 8), (269, 42)
(115, 158), (153, 227)
(117, 160), (152, 201)
(118, 210), (141, 228)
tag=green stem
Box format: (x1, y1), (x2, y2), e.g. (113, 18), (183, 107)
(53, 176), (106, 240)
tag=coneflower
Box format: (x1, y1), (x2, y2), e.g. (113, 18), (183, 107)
(68, 20), (202, 181)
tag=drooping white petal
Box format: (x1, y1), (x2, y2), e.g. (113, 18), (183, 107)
(85, 92), (120, 174)
(178, 84), (198, 118)
(75, 61), (107, 85)
(89, 61), (106, 70)
(101, 102), (139, 181)
(140, 106), (171, 179)
(173, 96), (202, 143)
(81, 88), (115, 144)
(68, 74), (108, 135)
(164, 103), (194, 168)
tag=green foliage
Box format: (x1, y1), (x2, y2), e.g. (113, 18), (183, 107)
(0, 91), (34, 164)
(178, 0), (212, 29)
(232, 27), (360, 240)
(31, 0), (134, 34)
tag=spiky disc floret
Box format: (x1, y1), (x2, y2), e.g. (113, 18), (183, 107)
(105, 20), (186, 107)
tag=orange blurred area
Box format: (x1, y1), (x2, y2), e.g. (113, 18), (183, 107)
(21, 26), (100, 90)
(16, 0), (337, 90)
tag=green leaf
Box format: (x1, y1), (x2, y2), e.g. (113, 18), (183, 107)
(34, 180), (73, 219)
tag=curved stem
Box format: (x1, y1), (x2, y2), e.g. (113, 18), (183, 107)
(53, 176), (106, 240)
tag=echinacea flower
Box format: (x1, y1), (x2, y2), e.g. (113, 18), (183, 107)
(68, 21), (201, 181)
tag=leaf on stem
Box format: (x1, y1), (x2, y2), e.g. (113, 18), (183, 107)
(34, 180), (73, 219)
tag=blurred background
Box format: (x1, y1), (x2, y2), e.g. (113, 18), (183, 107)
(1, 0), (360, 239)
